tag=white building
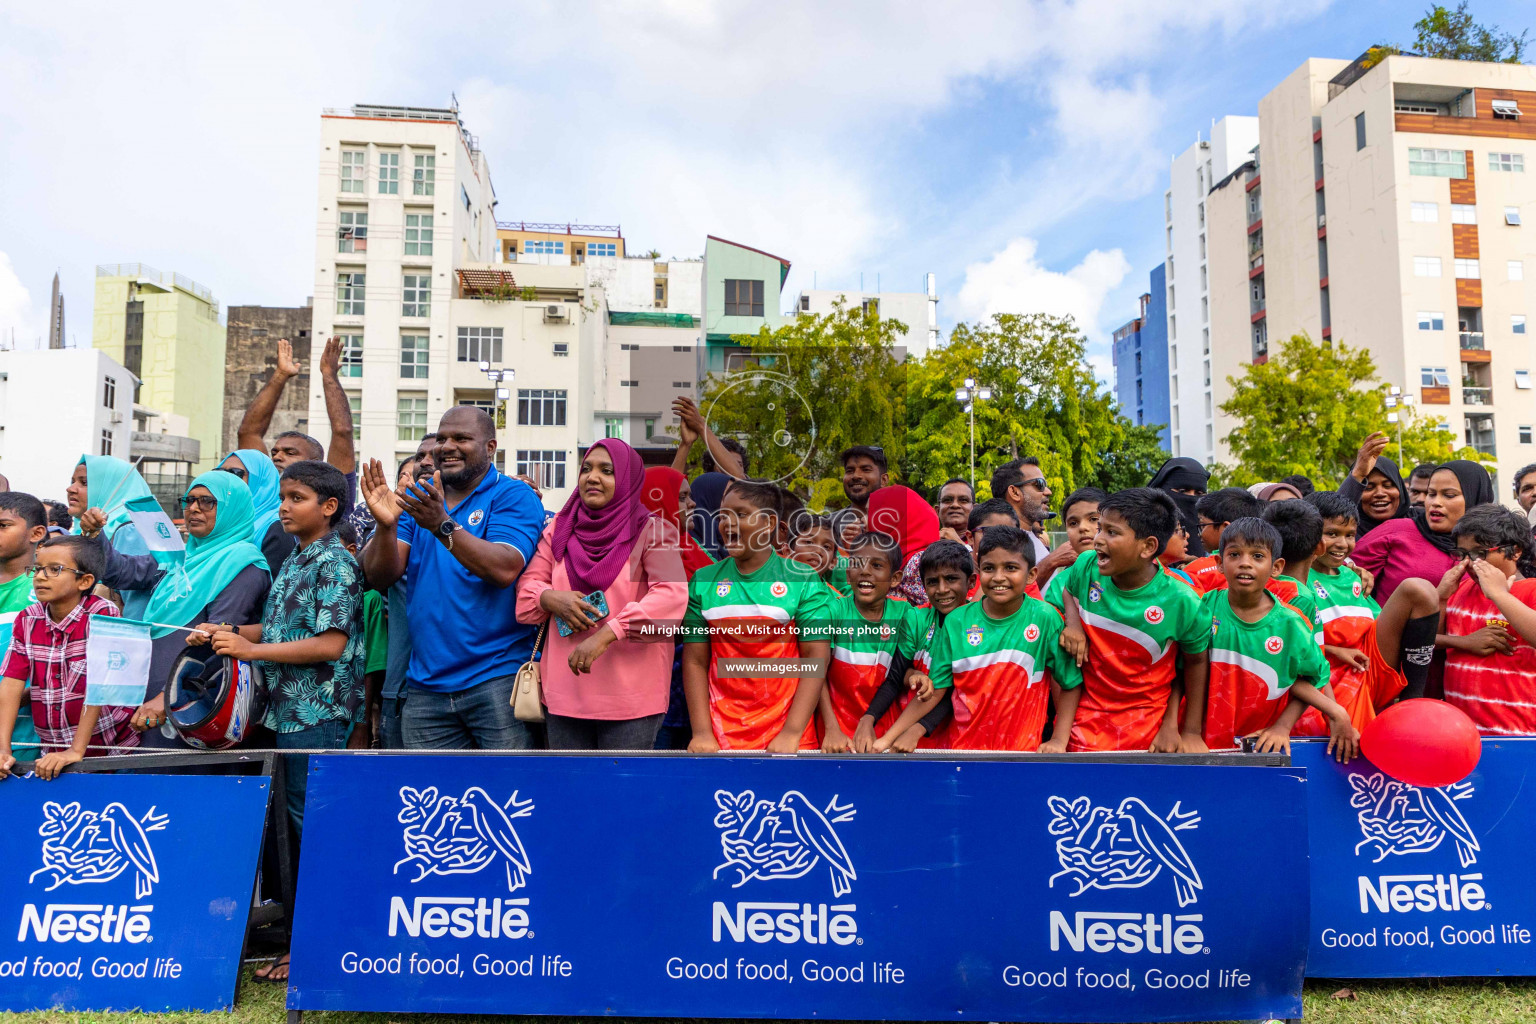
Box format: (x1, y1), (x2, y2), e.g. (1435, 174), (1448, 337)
(1162, 117), (1260, 464)
(0, 348), (135, 497)
(793, 273), (940, 358)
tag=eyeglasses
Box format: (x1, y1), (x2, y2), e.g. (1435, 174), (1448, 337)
(27, 563), (87, 579)
(1020, 478), (1049, 493)
(1460, 545), (1513, 562)
(1198, 519), (1218, 531)
(179, 495), (219, 512)
(219, 466), (248, 481)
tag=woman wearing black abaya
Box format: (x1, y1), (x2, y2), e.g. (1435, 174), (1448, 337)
(1339, 431), (1412, 538)
(1148, 457), (1211, 558)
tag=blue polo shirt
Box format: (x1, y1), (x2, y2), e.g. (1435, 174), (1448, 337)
(397, 466), (544, 693)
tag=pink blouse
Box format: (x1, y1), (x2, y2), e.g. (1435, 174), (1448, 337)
(1350, 517), (1458, 603)
(515, 516), (688, 720)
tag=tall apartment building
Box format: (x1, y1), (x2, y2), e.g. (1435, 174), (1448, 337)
(1153, 54), (1536, 481)
(1110, 265), (1170, 441)
(793, 274), (941, 358)
(92, 263), (226, 472)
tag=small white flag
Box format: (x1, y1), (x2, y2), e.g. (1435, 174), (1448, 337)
(124, 495), (185, 558)
(86, 615), (153, 708)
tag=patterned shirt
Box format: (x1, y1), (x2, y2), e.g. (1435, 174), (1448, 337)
(1, 594), (139, 754)
(259, 530), (366, 734)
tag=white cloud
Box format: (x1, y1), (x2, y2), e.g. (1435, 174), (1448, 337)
(955, 238), (1131, 337)
(0, 253), (44, 350)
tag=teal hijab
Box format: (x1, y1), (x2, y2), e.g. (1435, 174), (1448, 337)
(142, 471), (268, 638)
(76, 455), (154, 537)
(224, 449), (281, 545)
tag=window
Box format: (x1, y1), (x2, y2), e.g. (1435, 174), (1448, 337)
(1492, 99), (1522, 120)
(1409, 148), (1467, 177)
(457, 326), (503, 363)
(526, 240), (565, 255)
(1515, 315), (1528, 335)
(1417, 311), (1445, 331)
(378, 151), (399, 194)
(338, 209), (368, 253)
(413, 153), (435, 196)
(402, 273), (430, 317)
(1411, 201), (1439, 222)
(399, 333), (430, 379)
(1168, 285), (1175, 308)
(99, 429), (113, 456)
(1450, 203), (1477, 224)
(396, 393), (428, 442)
(1165, 192), (1172, 221)
(1197, 202), (1205, 227)
(588, 242), (617, 257)
(346, 391), (362, 441)
(1489, 152), (1525, 173)
(1355, 111), (1367, 150)
(1518, 370), (1532, 390)
(553, 342), (569, 357)
(336, 271), (365, 315)
(1522, 426), (1534, 445)
(1199, 233), (1206, 258)
(1422, 366), (1451, 387)
(671, 380), (693, 389)
(1202, 328), (1210, 355)
(461, 185), (471, 211)
(404, 212), (433, 256)
(620, 379), (639, 387)
(102, 375), (116, 408)
(723, 279), (765, 317)
(644, 418), (656, 439)
(673, 345), (692, 352)
(1204, 360), (1211, 387)
(1414, 256), (1442, 277)
(1167, 257), (1174, 280)
(517, 389), (567, 426)
(516, 450), (566, 490)
(1166, 225), (1173, 250)
(1455, 258), (1480, 279)
(1511, 261), (1526, 281)
(1201, 296), (1208, 323)
(337, 333), (363, 377)
(340, 149), (365, 193)
(604, 418), (623, 439)
(1507, 206), (1523, 226)
(619, 343), (638, 351)
(1199, 265), (1207, 292)
(1169, 315), (1177, 340)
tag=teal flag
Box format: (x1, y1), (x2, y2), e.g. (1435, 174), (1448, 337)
(86, 614), (154, 707)
(124, 495), (185, 562)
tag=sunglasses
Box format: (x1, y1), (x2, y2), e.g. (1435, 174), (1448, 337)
(27, 563), (87, 579)
(1019, 478), (1049, 493)
(179, 494), (219, 512)
(220, 466), (249, 481)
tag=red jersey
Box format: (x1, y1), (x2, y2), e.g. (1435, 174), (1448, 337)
(1442, 575), (1536, 736)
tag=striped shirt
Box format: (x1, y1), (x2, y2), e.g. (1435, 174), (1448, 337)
(1443, 576), (1536, 736)
(0, 595), (139, 754)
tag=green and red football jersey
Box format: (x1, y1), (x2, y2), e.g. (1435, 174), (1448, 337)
(681, 552), (833, 750)
(1201, 589), (1329, 750)
(823, 593), (909, 738)
(927, 597), (1082, 751)
(1049, 550), (1211, 752)
(1293, 566), (1403, 736)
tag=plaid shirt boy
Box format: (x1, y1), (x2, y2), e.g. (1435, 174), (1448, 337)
(0, 594), (139, 754)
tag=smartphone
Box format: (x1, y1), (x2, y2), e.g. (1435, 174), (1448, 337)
(557, 590), (611, 637)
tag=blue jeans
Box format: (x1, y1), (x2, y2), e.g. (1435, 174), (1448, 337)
(402, 674), (533, 750)
(378, 694), (406, 749)
(275, 720), (350, 842)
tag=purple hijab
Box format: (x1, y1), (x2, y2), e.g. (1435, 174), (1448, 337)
(550, 439), (653, 593)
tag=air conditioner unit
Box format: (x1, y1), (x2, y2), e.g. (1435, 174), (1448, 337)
(544, 304), (569, 322)
(109, 412), (125, 424)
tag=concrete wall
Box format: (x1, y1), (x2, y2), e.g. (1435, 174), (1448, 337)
(1206, 171), (1254, 466)
(222, 305), (314, 455)
(0, 348), (132, 499)
(794, 287), (937, 359)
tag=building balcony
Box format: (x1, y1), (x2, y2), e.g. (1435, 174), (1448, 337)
(1459, 331), (1485, 350)
(1463, 386), (1493, 406)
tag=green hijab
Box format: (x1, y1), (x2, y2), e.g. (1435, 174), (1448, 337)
(76, 455), (154, 537)
(142, 471), (269, 638)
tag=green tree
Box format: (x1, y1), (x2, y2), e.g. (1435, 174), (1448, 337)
(1217, 333), (1484, 488)
(697, 302), (907, 503)
(903, 313), (1159, 501)
(1412, 2), (1527, 62)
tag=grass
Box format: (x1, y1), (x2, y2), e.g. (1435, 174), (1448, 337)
(4, 972), (1536, 1024)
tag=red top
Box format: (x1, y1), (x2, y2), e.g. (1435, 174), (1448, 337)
(1442, 575), (1536, 736)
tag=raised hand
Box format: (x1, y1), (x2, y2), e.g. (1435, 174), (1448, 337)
(319, 336), (341, 378)
(1350, 431), (1391, 483)
(78, 508), (107, 537)
(276, 338), (301, 379)
(360, 458), (401, 528)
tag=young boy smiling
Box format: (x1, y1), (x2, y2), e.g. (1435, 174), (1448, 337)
(885, 526), (1081, 752)
(1053, 488), (1211, 753)
(855, 538), (977, 752)
(681, 479), (833, 752)
(0, 536), (138, 778)
(1200, 518), (1357, 759)
(818, 532), (909, 751)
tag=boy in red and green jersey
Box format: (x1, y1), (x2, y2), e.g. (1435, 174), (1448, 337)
(884, 527), (1081, 751)
(818, 532), (910, 750)
(855, 539), (976, 752)
(1201, 517), (1358, 760)
(681, 481), (833, 753)
(1052, 489), (1211, 753)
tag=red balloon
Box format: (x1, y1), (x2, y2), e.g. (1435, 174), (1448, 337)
(1360, 699), (1482, 788)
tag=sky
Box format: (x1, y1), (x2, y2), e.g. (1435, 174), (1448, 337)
(0, 0), (1529, 384)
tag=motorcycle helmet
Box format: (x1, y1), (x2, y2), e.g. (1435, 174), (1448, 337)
(165, 645), (266, 749)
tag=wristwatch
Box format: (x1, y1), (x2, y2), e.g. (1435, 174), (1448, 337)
(437, 517), (461, 540)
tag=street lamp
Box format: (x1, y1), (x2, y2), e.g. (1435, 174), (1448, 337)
(954, 377), (994, 491)
(1385, 386), (1416, 465)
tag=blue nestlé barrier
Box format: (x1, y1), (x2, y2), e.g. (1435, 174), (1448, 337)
(0, 774), (269, 1011)
(1295, 738), (1536, 978)
(288, 754), (1307, 1022)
